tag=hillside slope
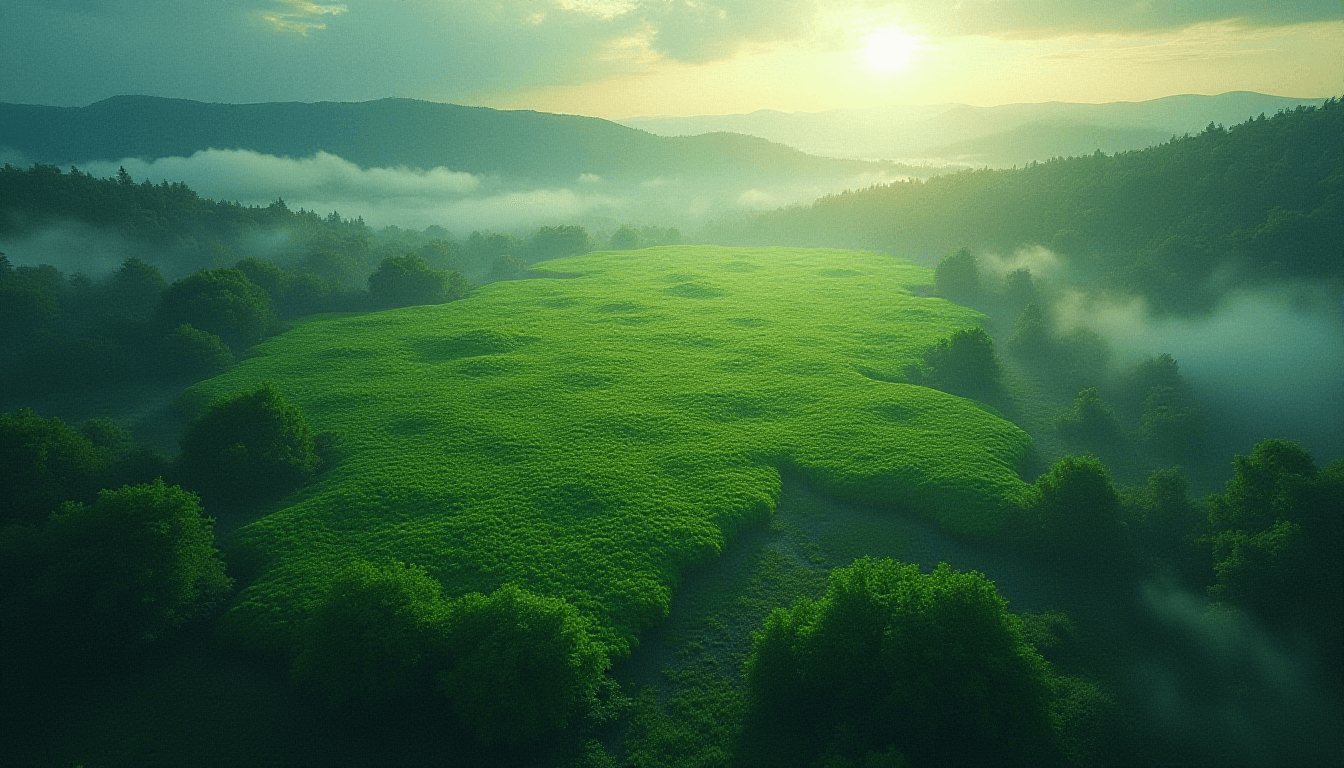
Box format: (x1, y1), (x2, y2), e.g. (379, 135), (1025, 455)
(0, 96), (884, 186)
(189, 246), (1030, 665)
(708, 99), (1342, 313)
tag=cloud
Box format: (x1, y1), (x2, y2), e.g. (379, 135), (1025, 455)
(262, 0), (347, 35)
(80, 150), (480, 203)
(881, 0), (1342, 39)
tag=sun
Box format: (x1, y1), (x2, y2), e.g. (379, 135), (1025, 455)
(863, 28), (919, 73)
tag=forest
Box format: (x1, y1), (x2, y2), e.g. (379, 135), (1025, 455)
(1, 101), (1341, 768)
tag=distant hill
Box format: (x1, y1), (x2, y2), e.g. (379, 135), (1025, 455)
(0, 96), (891, 186)
(621, 92), (1329, 166)
(707, 99), (1343, 314)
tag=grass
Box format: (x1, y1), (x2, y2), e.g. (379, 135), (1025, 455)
(188, 246), (1032, 662)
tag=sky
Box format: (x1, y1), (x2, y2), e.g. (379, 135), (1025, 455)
(1, 1), (1340, 118)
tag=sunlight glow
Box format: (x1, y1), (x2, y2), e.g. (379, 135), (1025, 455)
(863, 28), (919, 73)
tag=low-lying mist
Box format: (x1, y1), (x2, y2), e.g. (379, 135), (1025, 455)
(1055, 286), (1344, 462)
(74, 149), (906, 235)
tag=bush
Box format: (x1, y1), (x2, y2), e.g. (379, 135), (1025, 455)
(742, 557), (1063, 767)
(293, 560), (608, 747)
(177, 382), (319, 506)
(438, 584), (608, 746)
(166, 323), (235, 379)
(1, 480), (231, 655)
(1019, 455), (1124, 562)
(1207, 440), (1343, 630)
(294, 560), (450, 705)
(906, 327), (1004, 405)
(368, 253), (469, 307)
(933, 247), (980, 301)
(0, 408), (106, 525)
(1057, 387), (1123, 449)
(157, 268), (273, 352)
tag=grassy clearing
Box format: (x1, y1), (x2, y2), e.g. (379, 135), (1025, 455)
(189, 246), (1031, 661)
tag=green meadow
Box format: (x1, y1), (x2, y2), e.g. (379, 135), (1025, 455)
(191, 246), (1032, 661)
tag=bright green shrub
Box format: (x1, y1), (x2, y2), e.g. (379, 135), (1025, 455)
(189, 246), (1033, 677)
(438, 583), (608, 745)
(294, 560), (450, 705)
(741, 557), (1062, 767)
(177, 382), (319, 506)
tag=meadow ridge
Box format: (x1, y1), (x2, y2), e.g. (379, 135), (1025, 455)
(191, 245), (1032, 661)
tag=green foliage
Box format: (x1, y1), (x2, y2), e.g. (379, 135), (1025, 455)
(189, 246), (1032, 673)
(1122, 468), (1208, 583)
(1207, 440), (1343, 628)
(741, 557), (1062, 767)
(157, 268), (273, 352)
(609, 226), (641, 250)
(932, 247), (980, 301)
(368, 253), (469, 308)
(166, 323), (235, 379)
(1057, 387), (1123, 449)
(1019, 455), (1124, 560)
(294, 560), (449, 705)
(177, 382), (319, 507)
(906, 326), (1004, 405)
(293, 560), (607, 746)
(1, 480), (231, 654)
(488, 254), (529, 281)
(528, 225), (594, 261)
(437, 583), (609, 745)
(713, 100), (1344, 314)
(0, 408), (106, 525)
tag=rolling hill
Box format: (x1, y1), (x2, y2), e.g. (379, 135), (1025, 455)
(0, 96), (892, 186)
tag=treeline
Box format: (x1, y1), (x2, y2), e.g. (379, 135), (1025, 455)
(0, 162), (666, 286)
(0, 164), (682, 397)
(0, 250), (471, 396)
(707, 99), (1342, 314)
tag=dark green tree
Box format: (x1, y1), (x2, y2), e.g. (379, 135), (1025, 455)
(1207, 440), (1343, 636)
(177, 382), (319, 506)
(528, 225), (593, 261)
(1057, 387), (1124, 450)
(104, 256), (166, 321)
(294, 560), (450, 705)
(907, 326), (1004, 404)
(607, 226), (640, 250)
(1, 480), (230, 655)
(157, 268), (273, 352)
(368, 253), (469, 308)
(165, 323), (235, 379)
(488, 254), (528, 281)
(0, 408), (105, 525)
(438, 584), (608, 746)
(742, 558), (1062, 767)
(1020, 455), (1124, 562)
(933, 247), (980, 302)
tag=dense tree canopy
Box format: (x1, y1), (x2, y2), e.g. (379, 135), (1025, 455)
(177, 382), (320, 507)
(367, 253), (470, 308)
(1, 480), (230, 655)
(157, 268), (274, 352)
(1207, 440), (1343, 633)
(709, 100), (1344, 314)
(742, 557), (1062, 767)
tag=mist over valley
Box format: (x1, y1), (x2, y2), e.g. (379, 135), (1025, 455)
(2, 4), (1342, 765)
